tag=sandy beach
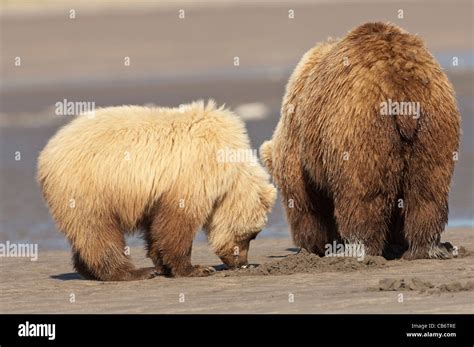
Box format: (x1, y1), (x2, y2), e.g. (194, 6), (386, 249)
(0, 227), (472, 314)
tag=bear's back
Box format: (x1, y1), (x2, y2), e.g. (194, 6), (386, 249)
(37, 101), (250, 231)
(301, 22), (457, 144)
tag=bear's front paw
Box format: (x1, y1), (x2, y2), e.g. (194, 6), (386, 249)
(130, 267), (161, 280)
(188, 265), (216, 277)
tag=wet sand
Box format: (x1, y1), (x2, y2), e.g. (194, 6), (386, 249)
(2, 0), (473, 92)
(1, 228), (473, 313)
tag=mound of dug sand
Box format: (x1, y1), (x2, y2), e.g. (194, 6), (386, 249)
(457, 246), (473, 258)
(374, 278), (435, 291)
(218, 249), (386, 277)
(371, 278), (474, 294)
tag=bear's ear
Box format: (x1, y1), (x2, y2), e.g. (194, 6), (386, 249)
(259, 141), (273, 173)
(260, 183), (277, 212)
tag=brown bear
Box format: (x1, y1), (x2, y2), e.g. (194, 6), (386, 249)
(38, 100), (276, 280)
(260, 22), (460, 259)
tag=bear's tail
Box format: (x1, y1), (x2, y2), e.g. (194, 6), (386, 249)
(347, 22), (427, 141)
(259, 140), (273, 173)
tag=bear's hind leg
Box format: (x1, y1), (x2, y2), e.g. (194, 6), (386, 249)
(146, 201), (213, 277)
(72, 251), (96, 280)
(281, 174), (337, 256)
(334, 193), (391, 257)
(402, 180), (453, 260)
(401, 141), (456, 260)
(71, 222), (158, 281)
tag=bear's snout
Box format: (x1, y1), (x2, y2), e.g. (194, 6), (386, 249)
(218, 244), (249, 269)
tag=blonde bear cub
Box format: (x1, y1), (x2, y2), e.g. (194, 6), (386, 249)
(38, 100), (276, 281)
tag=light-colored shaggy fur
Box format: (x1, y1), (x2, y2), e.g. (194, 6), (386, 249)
(261, 22), (460, 259)
(38, 100), (276, 280)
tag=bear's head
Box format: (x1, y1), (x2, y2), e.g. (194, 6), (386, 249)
(205, 167), (276, 269)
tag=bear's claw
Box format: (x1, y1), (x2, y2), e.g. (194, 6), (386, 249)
(129, 267), (161, 280)
(187, 265), (216, 277)
(402, 242), (457, 260)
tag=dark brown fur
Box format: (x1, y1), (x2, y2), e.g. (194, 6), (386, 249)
(263, 22), (460, 259)
(143, 195), (214, 277)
